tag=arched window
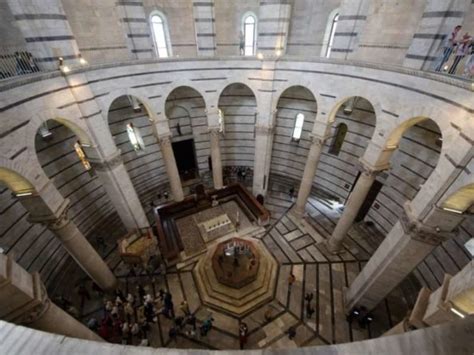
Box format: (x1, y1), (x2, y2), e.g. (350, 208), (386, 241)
(329, 123), (347, 155)
(150, 13), (171, 58)
(127, 123), (146, 152)
(321, 9), (339, 58)
(242, 14), (257, 56)
(292, 113), (305, 141)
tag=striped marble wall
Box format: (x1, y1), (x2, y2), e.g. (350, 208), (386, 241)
(270, 86), (317, 181)
(193, 0), (217, 56)
(316, 98), (376, 202)
(218, 83), (257, 168)
(108, 96), (169, 223)
(166, 87), (211, 179)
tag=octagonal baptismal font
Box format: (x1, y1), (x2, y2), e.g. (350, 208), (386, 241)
(212, 238), (259, 288)
(194, 236), (277, 317)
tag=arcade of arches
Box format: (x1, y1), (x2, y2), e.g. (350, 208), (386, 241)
(0, 2), (473, 354)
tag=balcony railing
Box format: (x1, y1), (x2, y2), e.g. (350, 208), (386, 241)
(0, 46), (44, 80)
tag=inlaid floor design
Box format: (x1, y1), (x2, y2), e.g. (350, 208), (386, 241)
(74, 188), (411, 350)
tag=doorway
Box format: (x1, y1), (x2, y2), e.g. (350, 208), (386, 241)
(355, 178), (383, 222)
(172, 139), (198, 181)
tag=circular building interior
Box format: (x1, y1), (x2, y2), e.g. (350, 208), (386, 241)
(0, 0), (473, 354)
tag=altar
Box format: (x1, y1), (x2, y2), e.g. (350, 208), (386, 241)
(197, 213), (235, 242)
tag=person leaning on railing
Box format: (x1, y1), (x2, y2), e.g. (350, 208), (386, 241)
(449, 33), (472, 74)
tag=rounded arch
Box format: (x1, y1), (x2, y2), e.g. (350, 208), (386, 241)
(214, 79), (259, 109)
(441, 183), (474, 213)
(384, 116), (442, 150)
(272, 83), (319, 113)
(106, 90), (157, 122)
(0, 156), (35, 193)
(163, 84), (207, 115)
(217, 82), (258, 105)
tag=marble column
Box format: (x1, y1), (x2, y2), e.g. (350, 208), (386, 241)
(209, 127), (223, 189)
(327, 162), (386, 253)
(63, 72), (150, 232)
(345, 203), (461, 312)
(20, 194), (117, 292)
(0, 253), (103, 341)
(87, 149), (150, 231)
(294, 134), (327, 216)
(158, 134), (184, 201)
(253, 124), (275, 196)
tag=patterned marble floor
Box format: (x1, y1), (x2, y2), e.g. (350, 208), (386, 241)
(71, 185), (412, 350)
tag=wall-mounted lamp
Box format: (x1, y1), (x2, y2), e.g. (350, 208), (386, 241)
(14, 191), (33, 197)
(275, 49), (282, 57)
(58, 57), (70, 74)
(257, 52), (264, 60)
(442, 207), (464, 214)
(78, 53), (88, 65)
(450, 307), (465, 318)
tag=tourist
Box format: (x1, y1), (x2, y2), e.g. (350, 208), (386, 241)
(180, 300), (190, 316)
(137, 285), (146, 302)
(449, 33), (472, 74)
(288, 273), (296, 288)
(200, 315), (214, 336)
(186, 314), (197, 331)
(131, 322), (140, 337)
(239, 322), (249, 349)
(169, 326), (178, 343)
(175, 315), (185, 330)
(462, 46), (474, 78)
(121, 322), (130, 344)
(306, 302), (315, 319)
(435, 25), (462, 71)
(127, 293), (135, 305)
(239, 31), (245, 55)
(264, 307), (273, 322)
(288, 326), (296, 340)
(77, 283), (90, 312)
(139, 337), (149, 347)
(87, 317), (99, 331)
(115, 288), (126, 302)
(304, 292), (314, 303)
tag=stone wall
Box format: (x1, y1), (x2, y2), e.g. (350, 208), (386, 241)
(0, 58), (472, 301)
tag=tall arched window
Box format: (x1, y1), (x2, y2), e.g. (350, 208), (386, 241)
(292, 113), (305, 141)
(242, 14), (257, 56)
(329, 123), (347, 155)
(150, 13), (171, 58)
(321, 9), (339, 58)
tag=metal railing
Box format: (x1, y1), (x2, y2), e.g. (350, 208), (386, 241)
(0, 45), (43, 80)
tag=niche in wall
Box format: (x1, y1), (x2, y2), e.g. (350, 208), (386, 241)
(172, 139), (198, 181)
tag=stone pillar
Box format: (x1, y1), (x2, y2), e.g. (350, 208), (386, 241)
(345, 203), (461, 312)
(209, 128), (223, 189)
(63, 72), (150, 232)
(294, 135), (327, 216)
(193, 0), (216, 56)
(87, 149), (150, 231)
(0, 253), (103, 341)
(252, 123), (275, 196)
(19, 193), (117, 292)
(7, 0), (81, 70)
(327, 162), (387, 253)
(330, 0), (370, 59)
(115, 1), (153, 59)
(403, 0), (470, 70)
(158, 134), (184, 201)
(257, 1), (291, 55)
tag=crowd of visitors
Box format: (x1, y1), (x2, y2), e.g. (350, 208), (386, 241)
(435, 25), (473, 77)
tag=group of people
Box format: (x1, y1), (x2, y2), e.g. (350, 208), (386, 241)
(435, 25), (473, 77)
(85, 283), (218, 346)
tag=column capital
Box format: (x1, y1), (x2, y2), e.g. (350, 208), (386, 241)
(208, 126), (221, 137)
(357, 158), (390, 177)
(255, 124), (274, 135)
(400, 203), (457, 245)
(89, 150), (123, 172)
(158, 133), (172, 146)
(309, 134), (328, 147)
